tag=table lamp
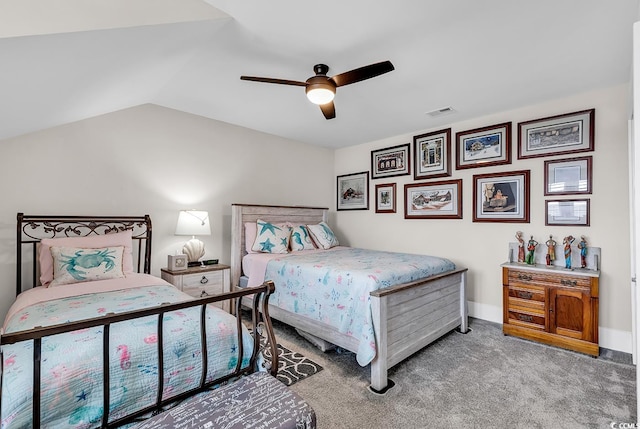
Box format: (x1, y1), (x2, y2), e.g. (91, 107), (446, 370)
(175, 210), (211, 264)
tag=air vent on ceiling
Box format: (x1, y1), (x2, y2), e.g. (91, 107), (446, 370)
(426, 106), (456, 117)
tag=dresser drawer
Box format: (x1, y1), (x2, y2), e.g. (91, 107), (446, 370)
(507, 269), (591, 291)
(507, 309), (545, 330)
(507, 285), (545, 302)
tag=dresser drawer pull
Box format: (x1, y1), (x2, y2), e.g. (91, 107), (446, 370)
(517, 314), (534, 323)
(200, 276), (209, 285)
(517, 274), (533, 281)
(200, 290), (210, 297)
(516, 291), (533, 299)
(560, 279), (577, 286)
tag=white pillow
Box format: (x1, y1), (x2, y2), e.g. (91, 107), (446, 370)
(50, 246), (125, 286)
(251, 219), (291, 254)
(307, 222), (339, 250)
(289, 225), (317, 251)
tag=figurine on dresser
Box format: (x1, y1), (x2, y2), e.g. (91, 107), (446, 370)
(516, 231), (525, 263)
(578, 236), (588, 268)
(563, 235), (575, 268)
(525, 235), (538, 265)
(545, 235), (556, 266)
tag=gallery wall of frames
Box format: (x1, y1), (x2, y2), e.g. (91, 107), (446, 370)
(336, 108), (594, 229)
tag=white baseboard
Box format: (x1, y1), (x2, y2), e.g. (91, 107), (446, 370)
(467, 300), (633, 354)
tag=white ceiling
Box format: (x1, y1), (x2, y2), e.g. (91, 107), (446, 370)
(1, 0), (638, 148)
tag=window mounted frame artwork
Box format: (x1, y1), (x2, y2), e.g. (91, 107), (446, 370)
(404, 179), (462, 220)
(473, 170), (530, 223)
(337, 171), (369, 211)
(375, 183), (396, 213)
(413, 128), (451, 179)
(545, 199), (590, 226)
(371, 144), (410, 179)
(544, 156), (592, 196)
(455, 122), (512, 170)
(517, 109), (595, 159)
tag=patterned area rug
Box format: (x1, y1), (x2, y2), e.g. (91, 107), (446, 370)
(262, 342), (323, 386)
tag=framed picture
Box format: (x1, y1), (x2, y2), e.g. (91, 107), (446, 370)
(544, 156), (592, 195)
(337, 171), (369, 210)
(545, 199), (590, 226)
(413, 128), (451, 179)
(473, 170), (530, 223)
(517, 109), (595, 159)
(375, 183), (396, 213)
(455, 122), (512, 169)
(404, 179), (462, 219)
(371, 144), (410, 179)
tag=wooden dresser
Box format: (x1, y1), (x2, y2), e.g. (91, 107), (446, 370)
(502, 262), (600, 356)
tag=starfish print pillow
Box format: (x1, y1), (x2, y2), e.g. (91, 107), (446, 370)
(251, 219), (292, 254)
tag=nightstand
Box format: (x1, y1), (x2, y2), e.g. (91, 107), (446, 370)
(161, 264), (231, 312)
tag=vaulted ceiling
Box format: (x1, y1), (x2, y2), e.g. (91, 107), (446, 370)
(1, 0), (637, 148)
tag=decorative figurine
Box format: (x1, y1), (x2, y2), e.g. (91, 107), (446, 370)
(545, 235), (556, 266)
(525, 235), (538, 265)
(577, 235), (588, 268)
(563, 235), (575, 269)
(516, 231), (525, 263)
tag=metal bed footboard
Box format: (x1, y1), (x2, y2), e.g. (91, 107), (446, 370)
(0, 282), (278, 429)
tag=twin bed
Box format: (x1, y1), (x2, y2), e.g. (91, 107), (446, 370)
(2, 214), (285, 429)
(231, 204), (469, 393)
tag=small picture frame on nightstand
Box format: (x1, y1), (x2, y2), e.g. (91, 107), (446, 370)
(168, 254), (188, 271)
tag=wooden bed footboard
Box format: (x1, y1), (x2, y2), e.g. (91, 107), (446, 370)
(0, 282), (279, 429)
(231, 204), (469, 393)
(369, 268), (468, 392)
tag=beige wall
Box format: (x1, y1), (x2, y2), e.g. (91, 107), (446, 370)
(0, 104), (334, 322)
(334, 84), (631, 352)
(0, 85), (632, 353)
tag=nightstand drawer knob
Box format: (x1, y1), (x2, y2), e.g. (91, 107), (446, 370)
(200, 290), (209, 297)
(200, 276), (209, 284)
(517, 274), (533, 281)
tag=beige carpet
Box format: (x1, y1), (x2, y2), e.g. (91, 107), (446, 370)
(273, 318), (636, 429)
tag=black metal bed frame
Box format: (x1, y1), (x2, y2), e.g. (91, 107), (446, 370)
(16, 213), (153, 296)
(3, 214), (279, 429)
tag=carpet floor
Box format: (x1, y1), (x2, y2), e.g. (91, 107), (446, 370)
(272, 317), (636, 429)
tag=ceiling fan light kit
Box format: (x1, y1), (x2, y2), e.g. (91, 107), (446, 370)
(240, 60), (394, 119)
(305, 78), (336, 105)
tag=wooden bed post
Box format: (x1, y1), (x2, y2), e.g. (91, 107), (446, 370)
(459, 270), (469, 333)
(370, 295), (389, 393)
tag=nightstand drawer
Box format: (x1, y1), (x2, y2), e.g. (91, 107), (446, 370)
(183, 284), (224, 299)
(182, 271), (223, 289)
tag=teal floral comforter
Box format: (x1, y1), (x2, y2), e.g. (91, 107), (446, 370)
(265, 247), (455, 365)
(1, 285), (252, 429)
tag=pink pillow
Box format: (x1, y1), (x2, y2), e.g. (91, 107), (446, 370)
(244, 222), (258, 254)
(39, 230), (134, 286)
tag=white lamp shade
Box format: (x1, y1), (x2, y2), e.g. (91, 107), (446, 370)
(175, 210), (211, 236)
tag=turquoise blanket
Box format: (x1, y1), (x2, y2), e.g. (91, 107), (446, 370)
(265, 248), (455, 365)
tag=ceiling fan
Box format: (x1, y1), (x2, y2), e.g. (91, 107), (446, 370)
(240, 60), (394, 120)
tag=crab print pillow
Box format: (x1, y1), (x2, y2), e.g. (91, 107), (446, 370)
(49, 246), (125, 286)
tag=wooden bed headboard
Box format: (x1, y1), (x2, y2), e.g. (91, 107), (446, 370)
(16, 213), (153, 296)
(230, 204), (328, 288)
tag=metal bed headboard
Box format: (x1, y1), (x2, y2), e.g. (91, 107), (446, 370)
(16, 213), (152, 296)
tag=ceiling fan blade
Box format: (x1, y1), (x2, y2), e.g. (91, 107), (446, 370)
(319, 101), (336, 120)
(330, 60), (394, 87)
(240, 76), (307, 87)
